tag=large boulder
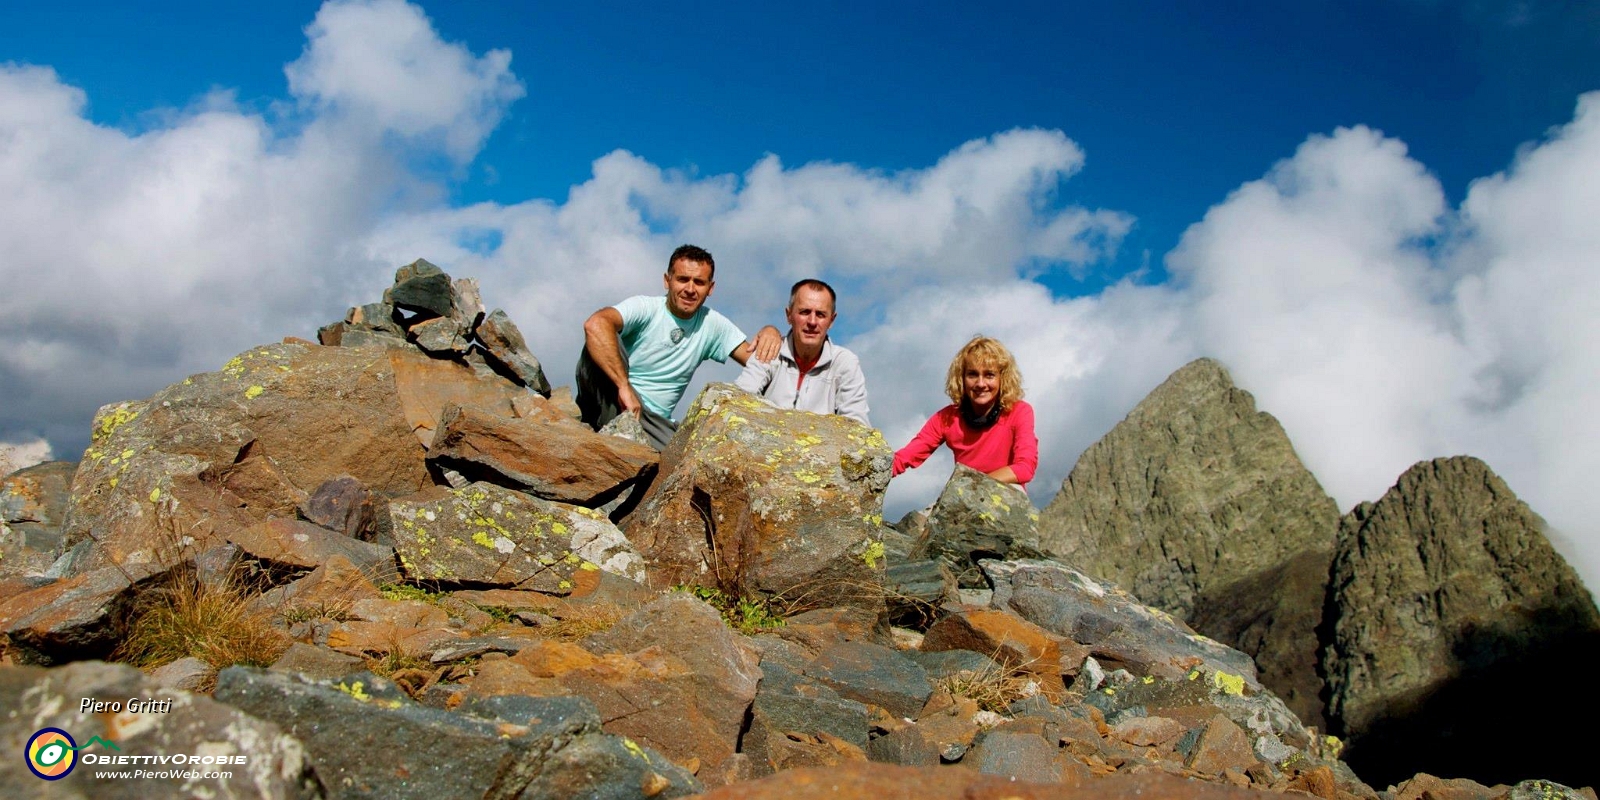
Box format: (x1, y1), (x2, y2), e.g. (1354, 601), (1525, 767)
(0, 460), (77, 579)
(0, 563), (168, 664)
(0, 661), (318, 798)
(1323, 456), (1600, 788)
(58, 340), (535, 574)
(622, 384), (892, 603)
(1036, 358), (1338, 727)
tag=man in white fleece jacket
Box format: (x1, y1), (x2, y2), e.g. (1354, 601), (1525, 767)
(735, 278), (870, 426)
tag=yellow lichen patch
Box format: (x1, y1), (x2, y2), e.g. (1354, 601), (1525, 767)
(1211, 671), (1246, 696)
(865, 430), (886, 448)
(622, 738), (651, 763)
(861, 540), (886, 569)
(794, 469), (822, 484)
(796, 434), (823, 447)
(1322, 734), (1344, 759)
(472, 531), (496, 549)
(149, 488), (161, 503)
(1187, 669), (1200, 681)
(861, 513), (883, 525)
(1141, 675), (1155, 684)
(244, 385), (265, 399)
(336, 681), (372, 702)
(579, 561), (599, 571)
(94, 404), (142, 442)
(563, 552), (581, 565)
(558, 580), (572, 590)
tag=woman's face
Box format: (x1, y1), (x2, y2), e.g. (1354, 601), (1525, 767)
(963, 359), (1001, 412)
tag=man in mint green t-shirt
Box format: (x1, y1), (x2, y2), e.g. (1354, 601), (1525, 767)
(578, 244), (780, 450)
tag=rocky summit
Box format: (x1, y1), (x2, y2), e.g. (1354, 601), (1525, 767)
(1037, 358), (1340, 729)
(1323, 456), (1600, 788)
(1, 264), (1595, 799)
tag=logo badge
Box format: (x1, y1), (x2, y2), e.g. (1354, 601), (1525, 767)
(26, 728), (77, 780)
(669, 327), (685, 344)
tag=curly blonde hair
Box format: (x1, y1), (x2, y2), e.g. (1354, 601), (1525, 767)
(943, 335), (1024, 411)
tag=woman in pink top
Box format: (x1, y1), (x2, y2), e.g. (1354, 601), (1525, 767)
(892, 336), (1039, 487)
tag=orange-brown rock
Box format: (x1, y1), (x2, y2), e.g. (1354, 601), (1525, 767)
(1186, 714), (1260, 777)
(921, 606), (1066, 688)
(426, 401), (657, 505)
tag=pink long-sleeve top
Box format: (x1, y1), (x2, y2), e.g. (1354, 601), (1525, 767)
(892, 400), (1039, 486)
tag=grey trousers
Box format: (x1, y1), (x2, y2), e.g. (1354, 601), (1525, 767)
(575, 348), (677, 451)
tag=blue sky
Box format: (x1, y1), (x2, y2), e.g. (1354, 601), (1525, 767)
(3, 1), (1600, 586)
(8, 0), (1596, 295)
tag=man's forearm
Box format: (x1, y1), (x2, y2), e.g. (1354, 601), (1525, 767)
(583, 322), (634, 402)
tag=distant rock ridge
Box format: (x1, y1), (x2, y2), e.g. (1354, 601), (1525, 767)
(1036, 358), (1339, 729)
(1323, 455), (1600, 787)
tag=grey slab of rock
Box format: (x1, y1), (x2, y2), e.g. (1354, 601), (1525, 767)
(270, 642), (367, 681)
(801, 640), (931, 719)
(966, 729), (1063, 782)
(744, 662), (870, 777)
(864, 727), (943, 766)
(905, 649), (1002, 681)
(411, 315), (470, 355)
(924, 465), (1042, 588)
(319, 323), (410, 349)
(517, 732), (701, 800)
(148, 656), (218, 692)
(0, 661), (318, 798)
(216, 666), (681, 800)
(474, 309), (551, 396)
(983, 559), (1259, 684)
(385, 258), (455, 318)
(1036, 358), (1338, 728)
(427, 636), (538, 664)
(884, 559), (955, 624)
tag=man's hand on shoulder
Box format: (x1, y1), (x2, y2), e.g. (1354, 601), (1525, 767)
(752, 325), (782, 363)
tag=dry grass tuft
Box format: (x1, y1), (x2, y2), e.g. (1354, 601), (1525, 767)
(114, 570), (291, 678)
(537, 602), (626, 641)
(938, 659), (1042, 714)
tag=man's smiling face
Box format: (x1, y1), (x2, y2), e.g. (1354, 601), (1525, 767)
(663, 257), (714, 319)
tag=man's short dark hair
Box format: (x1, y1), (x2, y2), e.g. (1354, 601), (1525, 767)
(789, 278), (837, 311)
(668, 244), (715, 279)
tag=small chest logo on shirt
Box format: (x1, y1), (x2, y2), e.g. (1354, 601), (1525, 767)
(669, 327), (685, 344)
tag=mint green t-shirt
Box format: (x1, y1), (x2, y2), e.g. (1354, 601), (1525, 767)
(614, 295), (748, 420)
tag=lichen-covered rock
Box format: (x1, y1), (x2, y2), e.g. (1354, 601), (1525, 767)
(924, 465), (1042, 588)
(426, 402), (658, 506)
(389, 482), (646, 591)
(0, 661), (318, 798)
(623, 384), (891, 598)
(1323, 456), (1600, 788)
(1036, 358), (1338, 727)
(58, 341), (538, 575)
(0, 460), (77, 578)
